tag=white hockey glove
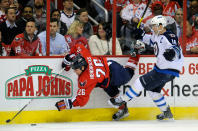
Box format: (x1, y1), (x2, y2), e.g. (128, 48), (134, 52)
(55, 99), (73, 111)
(131, 40), (146, 57)
(134, 40), (146, 53)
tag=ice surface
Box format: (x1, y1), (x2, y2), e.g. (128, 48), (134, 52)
(0, 120), (198, 131)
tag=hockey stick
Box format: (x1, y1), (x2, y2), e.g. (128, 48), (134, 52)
(137, 0), (151, 28)
(5, 68), (65, 123)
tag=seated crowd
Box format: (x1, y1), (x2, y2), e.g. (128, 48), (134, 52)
(0, 0), (197, 56)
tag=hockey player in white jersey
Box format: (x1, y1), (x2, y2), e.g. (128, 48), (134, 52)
(110, 15), (184, 120)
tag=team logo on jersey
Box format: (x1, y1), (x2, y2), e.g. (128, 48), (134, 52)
(79, 80), (87, 87)
(5, 65), (73, 99)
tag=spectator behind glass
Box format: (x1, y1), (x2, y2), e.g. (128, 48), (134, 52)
(0, 31), (2, 55)
(9, 0), (21, 19)
(179, 20), (198, 54)
(105, 0), (129, 37)
(174, 8), (183, 38)
(0, 31), (11, 56)
(11, 18), (43, 56)
(88, 22), (122, 55)
(76, 8), (93, 39)
(27, 0), (55, 12)
(65, 20), (89, 50)
(32, 0), (46, 34)
(0, 7), (22, 45)
(0, 0), (9, 23)
(38, 18), (69, 56)
(51, 9), (67, 35)
(91, 0), (105, 22)
(161, 0), (181, 17)
(16, 5), (34, 34)
(121, 0), (152, 25)
(188, 0), (198, 30)
(142, 1), (175, 33)
(60, 0), (76, 30)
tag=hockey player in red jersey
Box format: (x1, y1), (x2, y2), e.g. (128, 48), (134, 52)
(55, 43), (144, 120)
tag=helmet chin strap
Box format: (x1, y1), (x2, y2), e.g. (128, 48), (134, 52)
(154, 26), (163, 35)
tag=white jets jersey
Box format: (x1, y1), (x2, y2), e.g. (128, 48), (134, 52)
(121, 2), (151, 21)
(142, 31), (184, 72)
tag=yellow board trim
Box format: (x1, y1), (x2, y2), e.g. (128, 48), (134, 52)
(1, 107), (198, 124)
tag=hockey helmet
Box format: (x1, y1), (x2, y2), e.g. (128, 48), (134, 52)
(71, 54), (88, 70)
(150, 15), (167, 28)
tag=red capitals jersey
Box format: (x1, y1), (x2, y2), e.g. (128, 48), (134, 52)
(72, 54), (110, 107)
(1, 43), (11, 56)
(105, 0), (129, 12)
(0, 11), (6, 23)
(179, 30), (198, 54)
(11, 33), (42, 56)
(64, 35), (90, 51)
(162, 1), (181, 17)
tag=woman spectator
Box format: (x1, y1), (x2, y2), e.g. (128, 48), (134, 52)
(88, 22), (122, 55)
(65, 20), (90, 50)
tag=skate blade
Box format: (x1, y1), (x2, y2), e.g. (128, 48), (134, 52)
(108, 100), (119, 108)
(113, 112), (129, 121)
(157, 118), (175, 122)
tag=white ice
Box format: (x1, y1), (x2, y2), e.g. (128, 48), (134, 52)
(1, 120), (198, 131)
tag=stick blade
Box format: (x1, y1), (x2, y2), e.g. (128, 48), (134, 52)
(6, 119), (11, 123)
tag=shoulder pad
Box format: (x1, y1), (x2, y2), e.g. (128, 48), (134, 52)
(163, 31), (178, 45)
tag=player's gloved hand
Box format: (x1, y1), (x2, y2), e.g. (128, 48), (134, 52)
(62, 54), (75, 71)
(163, 49), (175, 61)
(131, 40), (146, 57)
(55, 99), (73, 111)
(133, 28), (145, 40)
(134, 40), (146, 53)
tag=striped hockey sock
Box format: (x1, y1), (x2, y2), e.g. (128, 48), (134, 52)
(148, 91), (168, 111)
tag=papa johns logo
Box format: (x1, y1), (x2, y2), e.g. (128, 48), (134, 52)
(5, 65), (73, 99)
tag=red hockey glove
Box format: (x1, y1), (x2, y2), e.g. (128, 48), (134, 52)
(55, 99), (73, 111)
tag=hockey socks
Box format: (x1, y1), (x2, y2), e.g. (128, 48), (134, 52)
(123, 78), (144, 101)
(125, 54), (140, 70)
(148, 91), (168, 112)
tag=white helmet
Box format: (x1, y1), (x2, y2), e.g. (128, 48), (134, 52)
(150, 15), (167, 27)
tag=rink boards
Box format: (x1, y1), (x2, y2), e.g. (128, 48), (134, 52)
(0, 56), (197, 124)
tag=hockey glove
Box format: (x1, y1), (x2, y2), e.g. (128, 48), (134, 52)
(55, 99), (73, 111)
(134, 40), (146, 53)
(62, 54), (75, 71)
(131, 40), (146, 57)
(133, 28), (145, 40)
(163, 49), (176, 61)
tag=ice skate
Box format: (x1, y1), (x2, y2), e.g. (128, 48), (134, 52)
(108, 97), (125, 108)
(112, 102), (129, 121)
(156, 106), (174, 120)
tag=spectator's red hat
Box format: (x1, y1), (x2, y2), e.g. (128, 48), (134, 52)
(151, 1), (163, 12)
